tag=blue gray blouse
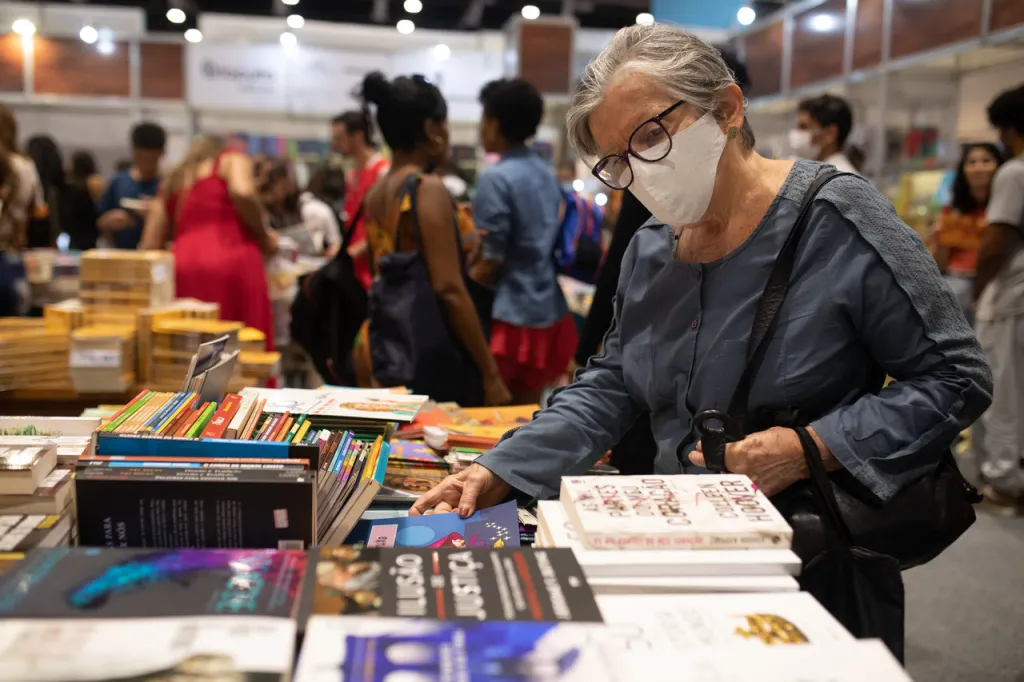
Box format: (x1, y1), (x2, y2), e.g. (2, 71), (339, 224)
(477, 161), (993, 502)
(474, 147), (569, 328)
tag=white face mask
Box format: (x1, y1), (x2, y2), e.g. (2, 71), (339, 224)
(628, 112), (727, 227)
(789, 128), (821, 160)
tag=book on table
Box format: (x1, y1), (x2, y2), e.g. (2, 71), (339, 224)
(293, 619), (909, 682)
(0, 513), (71, 552)
(309, 546), (602, 622)
(0, 617), (296, 682)
(344, 500), (520, 549)
(0, 467), (74, 516)
(559, 474), (793, 550)
(0, 445), (57, 496)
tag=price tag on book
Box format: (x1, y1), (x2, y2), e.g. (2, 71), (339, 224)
(70, 349), (121, 369)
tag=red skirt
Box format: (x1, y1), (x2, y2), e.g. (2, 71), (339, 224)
(491, 314), (578, 392)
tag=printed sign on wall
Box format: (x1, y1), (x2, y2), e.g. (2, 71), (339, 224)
(287, 48), (391, 116)
(186, 43), (287, 112)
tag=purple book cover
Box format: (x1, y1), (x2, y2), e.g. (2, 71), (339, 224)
(345, 501), (520, 549)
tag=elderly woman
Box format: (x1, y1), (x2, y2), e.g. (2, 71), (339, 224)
(412, 26), (990, 529)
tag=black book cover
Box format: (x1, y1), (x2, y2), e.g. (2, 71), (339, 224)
(310, 547), (603, 623)
(0, 547), (309, 619)
(75, 465), (315, 550)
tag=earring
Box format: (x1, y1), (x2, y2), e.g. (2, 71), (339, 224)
(728, 126), (738, 140)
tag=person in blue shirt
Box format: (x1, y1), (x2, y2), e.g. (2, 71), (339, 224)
(96, 122), (166, 249)
(471, 78), (576, 405)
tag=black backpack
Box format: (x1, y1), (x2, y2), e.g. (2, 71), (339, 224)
(289, 207), (368, 385)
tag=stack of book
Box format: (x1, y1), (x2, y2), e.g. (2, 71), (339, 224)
(136, 297), (219, 383)
(42, 297), (86, 331)
(0, 444), (74, 551)
(149, 318), (246, 392)
(78, 249), (175, 318)
(240, 349), (282, 387)
(535, 474), (802, 594)
(69, 323), (136, 393)
(378, 438), (449, 501)
(0, 320), (72, 391)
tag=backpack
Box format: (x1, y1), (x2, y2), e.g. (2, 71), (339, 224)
(554, 189), (605, 284)
(289, 206), (368, 386)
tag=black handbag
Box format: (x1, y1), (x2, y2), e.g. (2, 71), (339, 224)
(793, 425), (906, 661)
(693, 170), (980, 570)
(368, 173), (492, 407)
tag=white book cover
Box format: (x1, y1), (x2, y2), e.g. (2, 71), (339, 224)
(240, 387), (429, 423)
(537, 500), (800, 577)
(559, 475), (792, 550)
(594, 593), (852, 650)
(586, 574), (800, 595)
(0, 417), (101, 437)
(295, 617), (907, 682)
(0, 616), (295, 682)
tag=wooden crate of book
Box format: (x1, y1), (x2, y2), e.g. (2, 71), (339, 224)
(0, 326), (71, 391)
(43, 298), (86, 331)
(137, 299), (221, 383)
(78, 249), (174, 313)
(69, 324), (136, 393)
(149, 319), (243, 391)
(240, 350), (281, 387)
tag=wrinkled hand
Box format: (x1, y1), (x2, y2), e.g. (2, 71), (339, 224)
(410, 463), (511, 518)
(690, 426), (830, 497)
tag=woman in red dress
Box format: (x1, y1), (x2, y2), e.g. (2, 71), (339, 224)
(140, 137), (277, 348)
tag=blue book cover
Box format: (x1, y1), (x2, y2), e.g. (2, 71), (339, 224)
(94, 434), (301, 460)
(140, 392), (189, 433)
(344, 500), (519, 548)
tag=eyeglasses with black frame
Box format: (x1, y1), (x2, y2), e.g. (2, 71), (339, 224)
(591, 99), (687, 190)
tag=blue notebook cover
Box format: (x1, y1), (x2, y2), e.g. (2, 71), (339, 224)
(345, 500), (520, 548)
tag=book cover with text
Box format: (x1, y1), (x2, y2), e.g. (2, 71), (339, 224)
(345, 501), (519, 549)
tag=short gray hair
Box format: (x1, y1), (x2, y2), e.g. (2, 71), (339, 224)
(567, 24), (755, 157)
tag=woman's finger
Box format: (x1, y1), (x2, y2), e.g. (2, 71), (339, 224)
(410, 477), (461, 516)
(431, 501), (455, 515)
(688, 449), (706, 468)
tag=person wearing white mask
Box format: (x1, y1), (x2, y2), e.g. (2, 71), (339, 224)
(409, 24), (990, 612)
(790, 94), (858, 174)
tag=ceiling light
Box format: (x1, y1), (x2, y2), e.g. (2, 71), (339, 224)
(808, 13), (839, 32)
(79, 25), (98, 44)
(404, 0), (423, 13)
(396, 19), (415, 34)
(11, 19), (36, 36)
(97, 40), (115, 56)
(184, 28), (203, 43)
(635, 12), (654, 25)
(736, 6), (756, 26)
(521, 5), (540, 20)
(286, 14), (304, 28)
(572, 179), (585, 192)
(280, 31), (297, 47)
(166, 8), (186, 24)
(433, 43), (450, 60)
(595, 193), (608, 207)
(281, 0), (299, 5)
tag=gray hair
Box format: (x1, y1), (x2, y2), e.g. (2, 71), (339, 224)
(567, 24), (755, 157)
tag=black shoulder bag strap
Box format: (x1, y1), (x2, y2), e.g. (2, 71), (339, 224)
(342, 203), (364, 251)
(700, 170), (851, 472)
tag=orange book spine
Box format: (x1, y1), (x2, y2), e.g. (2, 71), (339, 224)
(174, 405), (206, 438)
(274, 417), (294, 442)
(240, 399), (266, 440)
(156, 393), (197, 435)
(163, 407), (194, 438)
(267, 411), (290, 442)
(201, 393), (242, 439)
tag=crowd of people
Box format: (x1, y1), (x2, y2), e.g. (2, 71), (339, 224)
(0, 24), (1022, 522)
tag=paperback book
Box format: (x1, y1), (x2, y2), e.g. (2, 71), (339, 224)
(0, 467), (75, 516)
(559, 475), (792, 550)
(0, 445), (57, 495)
(0, 616), (296, 682)
(345, 501), (520, 549)
(0, 513), (71, 552)
(536, 500), (800, 578)
(241, 387), (428, 423)
(293, 618), (910, 682)
(0, 547), (309, 619)
(311, 546), (602, 622)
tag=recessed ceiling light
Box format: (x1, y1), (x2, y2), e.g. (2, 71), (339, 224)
(433, 43), (450, 60)
(11, 19), (36, 36)
(280, 31), (298, 47)
(572, 179), (585, 192)
(736, 6), (756, 26)
(79, 25), (98, 44)
(521, 5), (540, 20)
(808, 13), (839, 32)
(396, 19), (415, 34)
(281, 0), (299, 5)
(184, 28), (203, 43)
(595, 193), (608, 207)
(166, 8), (186, 24)
(635, 12), (654, 25)
(97, 40), (115, 56)
(286, 14), (305, 29)
(404, 0), (423, 13)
